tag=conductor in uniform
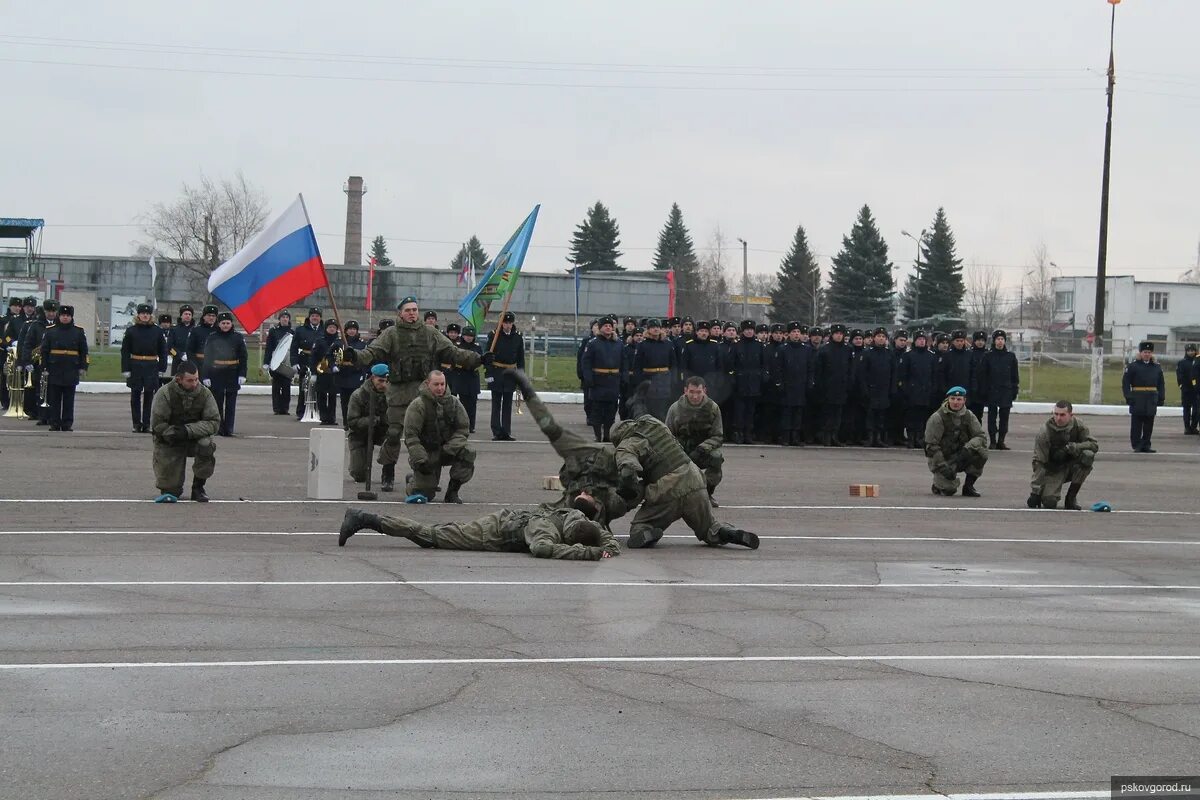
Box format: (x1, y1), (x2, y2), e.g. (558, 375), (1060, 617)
(120, 302), (168, 432)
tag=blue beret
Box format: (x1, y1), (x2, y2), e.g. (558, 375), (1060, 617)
(946, 385), (967, 397)
(370, 363), (390, 377)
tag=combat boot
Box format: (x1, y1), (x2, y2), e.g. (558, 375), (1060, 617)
(717, 526), (759, 549)
(961, 474), (981, 498)
(1064, 482), (1083, 511)
(380, 464), (395, 493)
(988, 436), (998, 450)
(626, 526), (664, 549)
(1026, 492), (1042, 509)
(443, 479), (464, 504)
(190, 480), (209, 503)
(339, 507), (383, 547)
(707, 486), (719, 508)
(995, 436), (1010, 451)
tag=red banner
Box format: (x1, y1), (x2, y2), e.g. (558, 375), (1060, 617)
(666, 269), (676, 317)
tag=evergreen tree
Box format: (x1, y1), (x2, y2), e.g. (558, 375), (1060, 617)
(448, 236), (490, 274)
(769, 223), (824, 324)
(368, 235), (393, 267)
(899, 207), (964, 322)
(826, 205), (895, 324)
(651, 203), (702, 313)
(567, 201), (624, 272)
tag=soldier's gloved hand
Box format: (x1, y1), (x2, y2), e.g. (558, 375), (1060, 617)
(202, 378), (212, 387)
(237, 376), (246, 386)
(179, 353), (187, 362)
(413, 460), (434, 475)
(260, 363), (270, 375)
(617, 467), (639, 500)
(122, 371), (131, 379)
(480, 352), (496, 367)
(24, 364), (32, 372)
(79, 369), (87, 379)
(163, 426), (186, 444)
(689, 448), (708, 467)
(939, 463), (957, 480)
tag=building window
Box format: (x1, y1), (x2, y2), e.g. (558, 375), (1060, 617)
(1055, 290), (1074, 313)
(1149, 291), (1169, 312)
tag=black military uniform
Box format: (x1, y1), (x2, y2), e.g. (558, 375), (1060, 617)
(860, 328), (894, 447)
(19, 299), (56, 422)
(717, 324), (739, 438)
(39, 305), (89, 431)
(577, 320), (597, 425)
(731, 320), (766, 444)
(290, 308), (324, 420)
(841, 328), (868, 445)
(887, 330), (910, 446)
(120, 303), (168, 432)
(759, 323), (786, 443)
(441, 322), (464, 396)
(263, 311), (293, 415)
(967, 331), (988, 421)
(779, 322), (813, 446)
(1176, 343), (1197, 435)
(631, 321), (676, 422)
(620, 328), (643, 421)
(936, 331), (974, 408)
(0, 297), (20, 410)
(1122, 341), (1166, 453)
(166, 304), (195, 376)
(580, 317), (623, 441)
(814, 324), (854, 446)
(336, 321), (367, 422)
(200, 312), (249, 436)
(185, 305), (219, 378)
(157, 314), (174, 386)
(900, 331), (937, 449)
(976, 330), (1019, 449)
(454, 327), (483, 433)
(680, 323), (722, 394)
(485, 311), (525, 440)
(310, 320), (343, 425)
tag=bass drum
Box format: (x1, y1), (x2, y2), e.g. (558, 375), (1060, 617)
(268, 332), (295, 379)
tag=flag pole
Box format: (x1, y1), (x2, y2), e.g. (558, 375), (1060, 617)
(297, 193), (349, 347)
(487, 289), (515, 355)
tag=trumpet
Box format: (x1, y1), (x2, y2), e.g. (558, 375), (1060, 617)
(38, 368), (49, 408)
(299, 368), (319, 423)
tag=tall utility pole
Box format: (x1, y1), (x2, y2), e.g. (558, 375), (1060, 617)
(901, 229), (926, 320)
(1091, 0), (1120, 403)
(736, 237), (748, 319)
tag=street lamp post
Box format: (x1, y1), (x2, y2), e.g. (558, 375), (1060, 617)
(736, 237), (748, 319)
(901, 229), (926, 321)
(1091, 0), (1120, 404)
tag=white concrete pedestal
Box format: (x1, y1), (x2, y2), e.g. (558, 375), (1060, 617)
(307, 428), (345, 500)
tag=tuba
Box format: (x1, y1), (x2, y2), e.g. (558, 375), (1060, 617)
(299, 367), (319, 423)
(4, 345), (25, 418)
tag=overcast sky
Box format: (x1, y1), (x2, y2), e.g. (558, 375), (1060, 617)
(3, 0), (1198, 292)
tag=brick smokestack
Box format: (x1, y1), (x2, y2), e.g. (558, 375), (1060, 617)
(342, 176), (366, 265)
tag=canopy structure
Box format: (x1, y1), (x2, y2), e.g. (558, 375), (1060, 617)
(0, 217), (44, 275)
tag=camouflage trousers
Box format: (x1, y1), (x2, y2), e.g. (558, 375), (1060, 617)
(1031, 460), (1093, 504)
(629, 462), (724, 545)
(347, 426), (400, 482)
(406, 447), (476, 496)
(153, 438), (216, 495)
(379, 509), (526, 551)
(926, 446), (988, 493)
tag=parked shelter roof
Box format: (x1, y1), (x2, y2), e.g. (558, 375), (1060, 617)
(0, 218), (44, 239)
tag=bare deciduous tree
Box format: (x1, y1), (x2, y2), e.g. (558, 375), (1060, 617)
(136, 172), (269, 292)
(963, 261), (1005, 333)
(1023, 243), (1057, 335)
(695, 226), (731, 318)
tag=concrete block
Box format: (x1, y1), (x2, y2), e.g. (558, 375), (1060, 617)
(308, 427), (345, 500)
(542, 475), (563, 491)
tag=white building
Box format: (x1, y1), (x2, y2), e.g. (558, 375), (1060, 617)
(1050, 275), (1200, 358)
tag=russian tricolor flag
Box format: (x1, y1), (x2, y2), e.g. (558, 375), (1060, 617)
(207, 195), (328, 331)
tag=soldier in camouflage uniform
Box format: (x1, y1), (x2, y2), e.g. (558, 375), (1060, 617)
(149, 362), (220, 502)
(611, 415), (758, 550)
(665, 375), (725, 506)
(339, 295), (485, 456)
(402, 370), (475, 503)
(511, 369), (637, 527)
(1027, 400), (1099, 510)
(345, 363), (397, 486)
(924, 385), (988, 498)
(337, 505), (620, 560)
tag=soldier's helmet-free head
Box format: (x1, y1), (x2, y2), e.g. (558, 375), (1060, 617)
(1186, 343), (1198, 354)
(571, 493), (600, 520)
(562, 517), (603, 548)
(179, 304), (194, 315)
(501, 311), (516, 324)
(58, 305), (75, 319)
(945, 385), (968, 408)
(158, 313), (173, 324)
(345, 320), (360, 333)
(424, 310), (438, 321)
(43, 298), (58, 312)
(378, 319), (395, 332)
(370, 363), (390, 378)
(278, 310), (291, 322)
(445, 322), (460, 335)
(202, 305), (219, 319)
(946, 385), (967, 398)
(739, 319), (755, 332)
(461, 325), (475, 338)
(1138, 340), (1154, 353)
(137, 303), (153, 316)
(935, 333), (950, 346)
(324, 319), (340, 333)
(7, 297), (19, 308)
(973, 330), (988, 343)
(756, 323), (769, 334)
(830, 323), (847, 335)
(951, 329), (967, 341)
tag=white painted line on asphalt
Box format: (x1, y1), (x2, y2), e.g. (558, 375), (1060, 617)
(1, 530), (1198, 546)
(0, 500), (1197, 516)
(743, 791), (1108, 800)
(2, 654), (1197, 671)
(3, 579), (1198, 590)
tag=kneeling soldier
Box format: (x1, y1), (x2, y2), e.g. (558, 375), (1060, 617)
(610, 414), (758, 550)
(924, 385), (988, 497)
(346, 363), (398, 488)
(149, 362), (220, 502)
(403, 369), (474, 503)
(665, 376), (725, 507)
(338, 506), (620, 560)
(1027, 400), (1099, 510)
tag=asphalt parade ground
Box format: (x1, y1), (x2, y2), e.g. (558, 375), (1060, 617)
(1, 394), (1198, 800)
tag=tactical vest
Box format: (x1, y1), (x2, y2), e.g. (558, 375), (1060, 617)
(629, 416), (691, 482)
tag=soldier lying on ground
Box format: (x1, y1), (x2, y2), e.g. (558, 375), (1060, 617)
(1027, 400), (1099, 510)
(337, 506), (620, 560)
